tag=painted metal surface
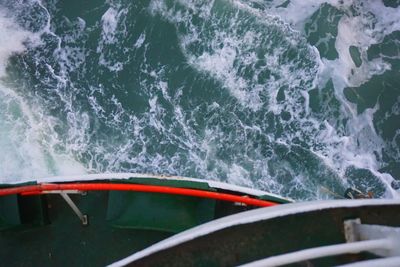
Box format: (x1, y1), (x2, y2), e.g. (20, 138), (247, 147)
(110, 199), (400, 267)
(1, 175), (279, 266)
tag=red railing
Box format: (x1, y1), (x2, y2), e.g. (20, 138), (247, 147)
(0, 183), (278, 207)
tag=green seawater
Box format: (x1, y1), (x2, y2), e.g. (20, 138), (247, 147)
(0, 0), (399, 200)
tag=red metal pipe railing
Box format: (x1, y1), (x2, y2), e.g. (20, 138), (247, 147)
(0, 183), (278, 207)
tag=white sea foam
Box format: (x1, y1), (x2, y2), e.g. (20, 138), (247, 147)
(32, 0), (394, 199)
(260, 0), (399, 197)
(147, 0), (400, 198)
(1, 0), (398, 201)
(0, 84), (86, 182)
(259, 0), (348, 30)
(98, 4), (129, 72)
(0, 11), (33, 77)
(101, 7), (120, 44)
(0, 4), (86, 182)
(316, 1), (400, 191)
(134, 33), (146, 48)
(227, 164), (252, 187)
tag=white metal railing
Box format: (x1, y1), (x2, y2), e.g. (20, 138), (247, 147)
(336, 256), (400, 267)
(239, 220), (400, 267)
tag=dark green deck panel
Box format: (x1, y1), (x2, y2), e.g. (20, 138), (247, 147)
(0, 195), (20, 230)
(18, 195), (50, 226)
(0, 195), (49, 230)
(258, 194), (292, 204)
(0, 181), (37, 188)
(0, 192), (171, 266)
(110, 177), (213, 191)
(106, 178), (216, 233)
(107, 191), (216, 233)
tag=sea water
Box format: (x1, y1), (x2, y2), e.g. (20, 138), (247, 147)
(0, 0), (399, 200)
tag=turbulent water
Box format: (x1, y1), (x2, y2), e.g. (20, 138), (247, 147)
(0, 0), (399, 200)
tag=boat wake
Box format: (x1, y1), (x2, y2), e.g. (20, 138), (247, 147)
(0, 0), (399, 200)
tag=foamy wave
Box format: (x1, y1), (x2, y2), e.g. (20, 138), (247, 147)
(98, 4), (130, 72)
(0, 2), (86, 182)
(147, 0), (399, 198)
(1, 0), (397, 200)
(0, 11), (33, 77)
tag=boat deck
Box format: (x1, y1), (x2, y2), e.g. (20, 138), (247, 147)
(0, 192), (172, 266)
(0, 174), (289, 266)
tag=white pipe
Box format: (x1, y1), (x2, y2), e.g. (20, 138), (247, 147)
(239, 239), (393, 267)
(336, 256), (400, 267)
